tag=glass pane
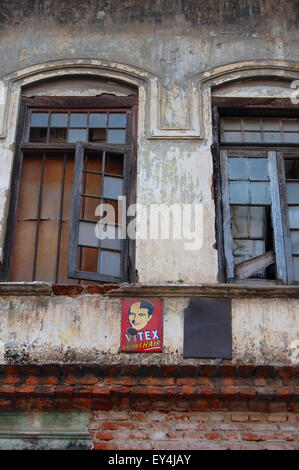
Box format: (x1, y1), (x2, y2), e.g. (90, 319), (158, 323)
(233, 239), (265, 263)
(49, 128), (67, 143)
(78, 221), (99, 248)
(288, 207), (299, 228)
(221, 119), (241, 131)
(222, 131), (242, 143)
(99, 250), (121, 277)
(244, 132), (262, 143)
(68, 129), (87, 143)
(228, 158), (248, 180)
(70, 113), (87, 127)
(100, 225), (122, 251)
(229, 181), (250, 204)
(50, 113), (68, 127)
(89, 128), (106, 142)
(248, 158), (268, 181)
(250, 182), (270, 205)
(262, 119), (281, 131)
(103, 176), (123, 199)
(291, 231), (299, 254)
(263, 132), (282, 144)
(89, 113), (107, 128)
(107, 129), (126, 144)
(284, 133), (299, 144)
(242, 119), (261, 131)
(29, 128), (47, 142)
(282, 120), (299, 131)
(286, 183), (299, 204)
(285, 160), (299, 180)
(109, 113), (127, 128)
(78, 246), (98, 273)
(31, 113), (49, 127)
(293, 257), (299, 281)
(231, 206), (266, 239)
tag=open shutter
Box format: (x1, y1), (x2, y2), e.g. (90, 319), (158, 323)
(68, 142), (127, 282)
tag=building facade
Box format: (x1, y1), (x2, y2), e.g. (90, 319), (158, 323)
(0, 0), (298, 450)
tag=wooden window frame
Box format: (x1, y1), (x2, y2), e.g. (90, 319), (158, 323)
(212, 98), (299, 285)
(0, 95), (138, 284)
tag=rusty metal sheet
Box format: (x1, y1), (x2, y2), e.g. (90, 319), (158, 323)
(183, 297), (232, 359)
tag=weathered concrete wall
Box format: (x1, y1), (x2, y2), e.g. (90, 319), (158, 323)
(0, 295), (297, 365)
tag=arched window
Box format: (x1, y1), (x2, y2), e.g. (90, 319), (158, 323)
(1, 78), (138, 283)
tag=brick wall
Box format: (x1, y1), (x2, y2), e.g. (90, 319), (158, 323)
(89, 410), (298, 450)
(0, 364), (298, 450)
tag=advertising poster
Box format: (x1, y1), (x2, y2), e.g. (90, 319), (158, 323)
(121, 299), (163, 353)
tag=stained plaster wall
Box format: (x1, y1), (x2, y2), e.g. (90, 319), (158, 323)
(0, 1), (298, 366)
(0, 295), (297, 365)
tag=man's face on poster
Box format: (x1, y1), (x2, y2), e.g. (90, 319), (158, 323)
(128, 301), (153, 331)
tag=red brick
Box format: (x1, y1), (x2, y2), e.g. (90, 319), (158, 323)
(74, 386), (92, 398)
(92, 400), (113, 411)
(241, 433), (260, 441)
(86, 285), (105, 295)
(112, 398), (131, 410)
(32, 399), (53, 410)
(191, 399), (209, 411)
(199, 387), (218, 399)
(73, 398), (92, 409)
(61, 365), (81, 376)
(248, 401), (269, 412)
(133, 399), (151, 411)
(55, 386), (73, 398)
(22, 365), (42, 376)
(43, 376), (59, 385)
(104, 377), (136, 386)
(218, 364), (236, 377)
(4, 376), (22, 385)
(78, 377), (99, 385)
(93, 442), (117, 450)
(277, 366), (293, 378)
(4, 365), (21, 376)
(288, 402), (299, 413)
(229, 401), (248, 411)
(239, 387), (257, 399)
(43, 365), (61, 376)
(102, 283), (120, 294)
(161, 365), (179, 378)
(210, 399), (229, 410)
(34, 385), (55, 396)
(0, 399), (13, 409)
(269, 401), (287, 413)
(276, 387), (291, 399)
(102, 421), (134, 430)
(55, 399), (75, 410)
(120, 365), (140, 376)
(94, 431), (114, 441)
(204, 432), (222, 440)
(26, 377), (39, 385)
(256, 365), (275, 378)
(0, 385), (15, 396)
(103, 365), (119, 377)
(15, 399), (33, 410)
(180, 365), (197, 377)
(16, 385), (35, 396)
(199, 365), (218, 377)
(176, 378), (197, 386)
(52, 284), (84, 296)
(151, 400), (170, 411)
(92, 386), (110, 397)
(231, 413), (249, 422)
(219, 387), (239, 399)
(238, 365), (256, 377)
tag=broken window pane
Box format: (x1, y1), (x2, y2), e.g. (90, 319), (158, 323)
(49, 128), (67, 143)
(231, 206), (266, 239)
(29, 127), (47, 142)
(285, 160), (299, 179)
(89, 128), (106, 143)
(78, 246), (98, 273)
(233, 239), (265, 264)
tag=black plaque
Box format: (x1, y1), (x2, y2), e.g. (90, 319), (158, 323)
(183, 297), (232, 359)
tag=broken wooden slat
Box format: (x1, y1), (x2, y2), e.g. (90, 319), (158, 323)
(235, 250), (275, 280)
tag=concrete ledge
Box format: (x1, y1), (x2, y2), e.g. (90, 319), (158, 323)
(1, 282), (299, 298)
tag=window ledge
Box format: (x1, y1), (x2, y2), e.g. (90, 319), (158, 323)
(1, 282), (299, 298)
